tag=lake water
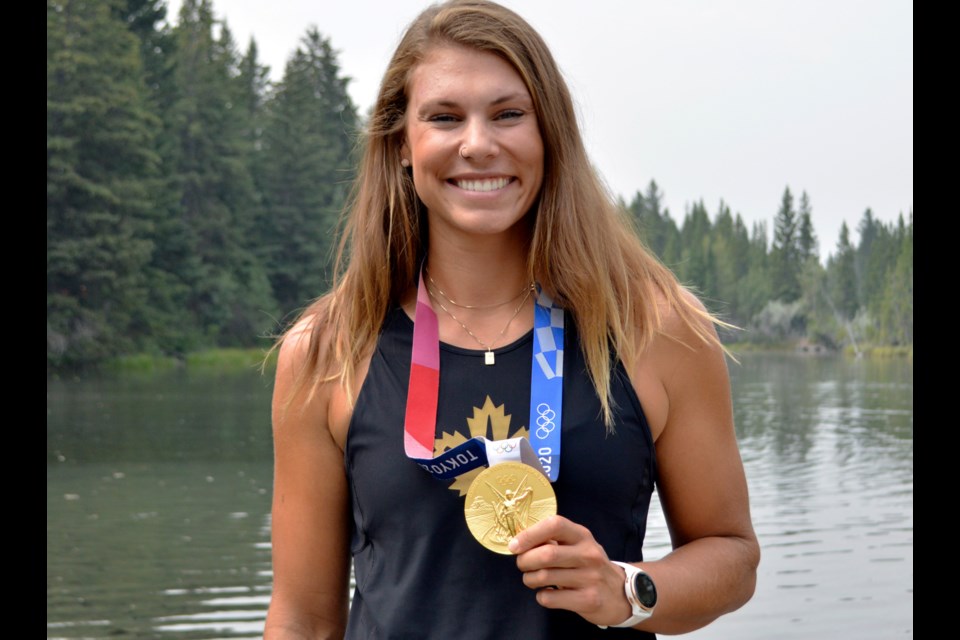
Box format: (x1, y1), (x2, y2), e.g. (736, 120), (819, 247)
(47, 353), (913, 639)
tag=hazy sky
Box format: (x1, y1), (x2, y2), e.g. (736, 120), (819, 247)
(165, 0), (913, 258)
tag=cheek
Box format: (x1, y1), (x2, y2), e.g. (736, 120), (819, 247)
(407, 127), (444, 161)
(528, 147), (545, 193)
(524, 132), (545, 183)
(409, 166), (444, 209)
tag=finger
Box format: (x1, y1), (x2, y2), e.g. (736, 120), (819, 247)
(521, 566), (597, 591)
(508, 515), (589, 554)
(515, 539), (587, 572)
(533, 582), (606, 616)
(518, 544), (616, 588)
(516, 534), (614, 574)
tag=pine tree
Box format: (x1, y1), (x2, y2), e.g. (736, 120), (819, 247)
(166, 0), (277, 346)
(237, 39), (270, 159)
(709, 201), (738, 318)
(797, 191), (818, 263)
(677, 199), (713, 295)
(877, 211), (913, 345)
(110, 0), (193, 355)
(48, 0), (161, 369)
(790, 191), (830, 343)
(627, 189), (645, 227)
(827, 221), (858, 319)
(628, 179), (677, 261)
(854, 208), (878, 309)
(660, 215), (682, 269)
(739, 221), (771, 322)
(770, 186), (802, 302)
(798, 255), (829, 345)
(854, 208), (902, 330)
(115, 0), (173, 99)
(258, 27), (360, 315)
(721, 213), (752, 325)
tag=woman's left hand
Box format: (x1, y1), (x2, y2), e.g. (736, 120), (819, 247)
(509, 515), (633, 627)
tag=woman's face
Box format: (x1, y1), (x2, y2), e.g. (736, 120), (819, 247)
(402, 44), (544, 242)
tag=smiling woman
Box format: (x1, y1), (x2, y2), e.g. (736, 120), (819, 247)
(402, 44), (544, 244)
(264, 2), (759, 639)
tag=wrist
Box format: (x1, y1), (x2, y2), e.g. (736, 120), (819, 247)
(597, 561), (658, 629)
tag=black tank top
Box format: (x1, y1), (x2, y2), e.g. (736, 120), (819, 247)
(345, 308), (657, 639)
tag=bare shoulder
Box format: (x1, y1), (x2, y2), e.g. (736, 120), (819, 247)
(630, 287), (726, 441)
(655, 288), (731, 423)
(657, 287), (720, 348)
(273, 303), (367, 452)
(273, 310), (333, 422)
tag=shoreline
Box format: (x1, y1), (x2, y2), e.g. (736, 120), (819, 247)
(48, 342), (911, 379)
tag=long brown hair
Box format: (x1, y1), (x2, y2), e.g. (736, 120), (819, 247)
(281, 0), (722, 425)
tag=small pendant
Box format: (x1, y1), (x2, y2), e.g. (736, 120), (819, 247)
(485, 351), (495, 365)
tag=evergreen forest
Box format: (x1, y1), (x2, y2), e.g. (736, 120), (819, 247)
(47, 0), (913, 373)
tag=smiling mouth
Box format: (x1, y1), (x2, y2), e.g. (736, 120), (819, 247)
(451, 177), (513, 192)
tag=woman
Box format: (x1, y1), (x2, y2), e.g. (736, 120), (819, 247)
(264, 1), (759, 638)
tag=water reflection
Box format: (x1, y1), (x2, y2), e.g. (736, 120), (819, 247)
(47, 355), (912, 639)
(48, 371), (275, 639)
(47, 371), (274, 464)
(681, 354), (913, 639)
(153, 587), (272, 638)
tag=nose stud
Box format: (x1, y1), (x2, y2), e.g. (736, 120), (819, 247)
(459, 145), (469, 159)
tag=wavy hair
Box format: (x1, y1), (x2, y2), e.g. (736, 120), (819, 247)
(281, 0), (723, 426)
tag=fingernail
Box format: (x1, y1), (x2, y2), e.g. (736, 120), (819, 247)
(508, 537), (519, 553)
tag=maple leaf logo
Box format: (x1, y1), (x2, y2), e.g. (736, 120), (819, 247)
(434, 395), (529, 496)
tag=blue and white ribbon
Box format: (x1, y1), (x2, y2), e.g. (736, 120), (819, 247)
(529, 287), (564, 482)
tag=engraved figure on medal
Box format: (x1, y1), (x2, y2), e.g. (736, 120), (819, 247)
(464, 461), (556, 554)
(495, 485), (534, 538)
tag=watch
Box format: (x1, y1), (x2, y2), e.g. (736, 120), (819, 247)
(598, 561), (657, 629)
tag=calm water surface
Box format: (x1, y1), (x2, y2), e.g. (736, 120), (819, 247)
(47, 354), (912, 639)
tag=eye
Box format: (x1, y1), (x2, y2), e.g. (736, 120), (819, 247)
(427, 113), (460, 123)
(496, 109), (525, 121)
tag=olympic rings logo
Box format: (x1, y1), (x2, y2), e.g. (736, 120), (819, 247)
(494, 442), (516, 454)
(535, 403), (556, 440)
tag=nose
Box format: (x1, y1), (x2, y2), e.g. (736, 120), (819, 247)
(460, 117), (498, 161)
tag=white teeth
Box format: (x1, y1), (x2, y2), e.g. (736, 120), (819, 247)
(456, 177), (511, 192)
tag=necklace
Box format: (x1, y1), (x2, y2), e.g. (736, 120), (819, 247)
(405, 264), (565, 484)
(427, 284), (534, 365)
(426, 269), (532, 310)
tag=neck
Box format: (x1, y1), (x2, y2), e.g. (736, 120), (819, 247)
(425, 230), (531, 306)
(418, 229), (535, 350)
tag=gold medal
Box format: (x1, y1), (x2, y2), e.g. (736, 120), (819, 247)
(464, 461), (557, 554)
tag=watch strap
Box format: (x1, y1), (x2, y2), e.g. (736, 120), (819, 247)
(597, 561), (655, 629)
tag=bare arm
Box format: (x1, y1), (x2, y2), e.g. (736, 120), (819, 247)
(264, 323), (351, 640)
(628, 298), (760, 633)
(511, 295), (759, 633)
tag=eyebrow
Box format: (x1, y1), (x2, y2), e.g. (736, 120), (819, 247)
(419, 92), (532, 111)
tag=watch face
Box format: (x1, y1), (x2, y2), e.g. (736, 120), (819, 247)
(632, 572), (658, 609)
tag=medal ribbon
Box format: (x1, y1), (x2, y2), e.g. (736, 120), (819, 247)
(403, 267), (564, 482)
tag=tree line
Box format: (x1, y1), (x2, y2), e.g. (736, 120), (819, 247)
(47, 0), (912, 372)
(626, 183), (912, 350)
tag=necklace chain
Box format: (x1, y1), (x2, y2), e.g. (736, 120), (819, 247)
(426, 269), (531, 310)
(427, 284), (534, 364)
